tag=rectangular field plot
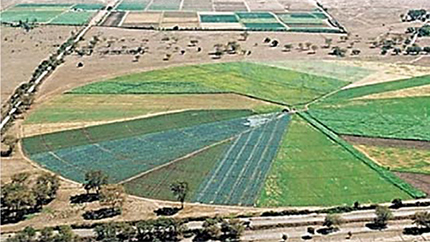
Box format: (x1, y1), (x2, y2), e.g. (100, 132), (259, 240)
(148, 0), (181, 10)
(72, 3), (105, 10)
(193, 113), (290, 206)
(122, 12), (162, 27)
(23, 109), (253, 154)
(213, 1), (248, 12)
(26, 114), (253, 183)
(244, 0), (284, 11)
(49, 11), (95, 25)
(116, 0), (150, 11)
(1, 8), (64, 23)
(182, 0), (213, 11)
(277, 12), (327, 25)
(161, 11), (199, 27)
(236, 12), (286, 30)
(200, 14), (239, 23)
(258, 116), (412, 207)
(102, 11), (126, 26)
(201, 22), (243, 29)
(124, 140), (232, 201)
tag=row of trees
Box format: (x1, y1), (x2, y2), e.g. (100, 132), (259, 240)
(1, 172), (59, 224)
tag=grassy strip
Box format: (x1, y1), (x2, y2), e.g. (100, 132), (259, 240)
(328, 75), (430, 101)
(23, 109), (253, 155)
(300, 112), (426, 198)
(124, 140), (231, 201)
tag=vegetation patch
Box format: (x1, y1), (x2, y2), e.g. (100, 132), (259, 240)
(72, 3), (105, 10)
(116, 0), (150, 11)
(69, 62), (348, 106)
(49, 11), (95, 25)
(124, 141), (231, 201)
(148, 0), (181, 10)
(258, 115), (413, 207)
(200, 14), (239, 23)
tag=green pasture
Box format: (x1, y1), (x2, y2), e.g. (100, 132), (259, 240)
(69, 62), (349, 107)
(23, 109), (253, 155)
(0, 9), (63, 23)
(50, 11), (94, 25)
(124, 141), (231, 201)
(116, 0), (149, 10)
(72, 3), (105, 10)
(258, 115), (412, 207)
(308, 96), (430, 141)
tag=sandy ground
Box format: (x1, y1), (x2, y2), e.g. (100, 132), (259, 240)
(0, 25), (76, 105)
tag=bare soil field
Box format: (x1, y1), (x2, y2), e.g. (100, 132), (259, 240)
(101, 11), (126, 26)
(0, 25), (76, 105)
(395, 172), (430, 197)
(122, 12), (162, 24)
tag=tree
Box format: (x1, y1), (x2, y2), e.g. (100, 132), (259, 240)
(6, 226), (36, 242)
(324, 38), (332, 48)
(412, 211), (430, 229)
(330, 46), (347, 57)
(323, 214), (343, 230)
(391, 198), (403, 209)
(282, 233), (288, 241)
(283, 44), (293, 52)
(83, 170), (108, 194)
(100, 184), (125, 210)
(32, 173), (59, 208)
(310, 45), (318, 54)
(94, 223), (118, 241)
(40, 227), (55, 242)
(221, 219), (245, 240)
(11, 172), (30, 184)
(374, 206), (393, 228)
(298, 43), (304, 51)
(55, 225), (76, 242)
(170, 181), (188, 209)
(305, 42), (312, 50)
(117, 222), (136, 241)
(202, 218), (222, 239)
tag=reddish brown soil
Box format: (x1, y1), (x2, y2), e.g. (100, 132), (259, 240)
(394, 172), (430, 197)
(342, 135), (430, 150)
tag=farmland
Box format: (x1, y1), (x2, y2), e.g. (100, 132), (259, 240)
(0, 3), (101, 25)
(258, 115), (412, 207)
(354, 144), (430, 175)
(69, 62), (349, 106)
(23, 110), (255, 183)
(308, 75), (430, 141)
(194, 113), (290, 206)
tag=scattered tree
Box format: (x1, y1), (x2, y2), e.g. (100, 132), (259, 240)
(412, 211), (430, 229)
(323, 214), (343, 231)
(170, 181), (188, 209)
(99, 184), (125, 211)
(221, 219), (245, 240)
(83, 170), (108, 194)
(374, 206), (393, 228)
(283, 44), (293, 52)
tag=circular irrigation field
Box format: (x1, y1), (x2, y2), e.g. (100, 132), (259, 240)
(22, 62), (428, 207)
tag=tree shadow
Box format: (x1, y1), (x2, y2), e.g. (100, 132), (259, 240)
(154, 207), (181, 216)
(1, 207), (41, 225)
(403, 227), (430, 235)
(365, 222), (387, 230)
(70, 193), (100, 204)
(317, 227), (338, 235)
(82, 207), (121, 220)
(301, 234), (313, 240)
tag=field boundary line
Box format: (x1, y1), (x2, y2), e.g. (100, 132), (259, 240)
(118, 137), (234, 184)
(118, 10), (129, 27)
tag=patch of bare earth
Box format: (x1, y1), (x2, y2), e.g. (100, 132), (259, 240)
(343, 135), (430, 149)
(394, 172), (430, 197)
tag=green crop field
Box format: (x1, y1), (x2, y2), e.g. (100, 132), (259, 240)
(124, 141), (231, 201)
(116, 0), (150, 11)
(72, 3), (105, 10)
(0, 9), (64, 23)
(308, 97), (430, 141)
(23, 109), (253, 154)
(50, 11), (94, 25)
(69, 62), (349, 107)
(200, 14), (239, 23)
(258, 115), (412, 207)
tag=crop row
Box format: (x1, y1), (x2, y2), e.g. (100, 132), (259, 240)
(193, 113), (290, 206)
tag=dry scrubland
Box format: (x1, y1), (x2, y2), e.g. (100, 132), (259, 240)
(0, 25), (76, 105)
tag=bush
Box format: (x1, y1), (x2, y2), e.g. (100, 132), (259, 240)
(82, 207), (121, 220)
